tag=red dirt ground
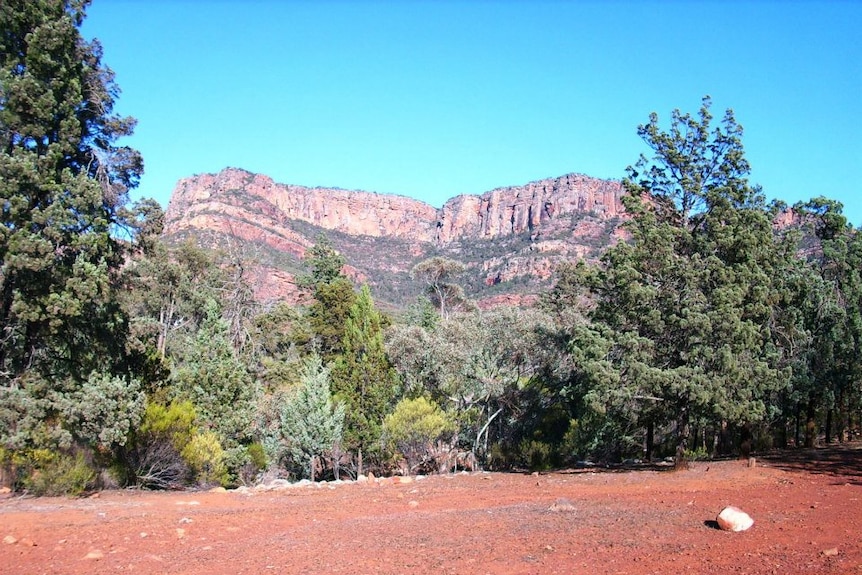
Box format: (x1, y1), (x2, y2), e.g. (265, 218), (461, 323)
(2, 445), (861, 575)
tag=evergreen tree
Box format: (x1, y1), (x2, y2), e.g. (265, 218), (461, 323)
(170, 300), (258, 454)
(278, 353), (344, 481)
(411, 257), (468, 319)
(570, 98), (789, 466)
(0, 0), (144, 453)
(331, 285), (400, 472)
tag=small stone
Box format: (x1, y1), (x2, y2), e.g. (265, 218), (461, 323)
(84, 549), (104, 560)
(0, 487), (11, 494)
(88, 492), (101, 499)
(356, 474), (368, 483)
(3, 535), (17, 545)
(179, 517), (193, 524)
(408, 500), (419, 508)
(367, 471), (376, 481)
(19, 538), (36, 546)
(716, 506), (754, 532)
(823, 548), (839, 557)
(209, 486), (226, 493)
(176, 528), (185, 539)
(139, 532), (148, 538)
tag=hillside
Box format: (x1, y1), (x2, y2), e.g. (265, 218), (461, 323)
(162, 167), (627, 307)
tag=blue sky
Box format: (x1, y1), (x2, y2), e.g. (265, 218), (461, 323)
(83, 1), (861, 225)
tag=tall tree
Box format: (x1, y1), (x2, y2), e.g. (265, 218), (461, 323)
(792, 198), (862, 445)
(570, 98), (789, 466)
(170, 300), (259, 458)
(0, 0), (144, 452)
(411, 257), (468, 319)
(331, 285), (400, 472)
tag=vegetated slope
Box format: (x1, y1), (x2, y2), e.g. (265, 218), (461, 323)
(162, 167), (626, 307)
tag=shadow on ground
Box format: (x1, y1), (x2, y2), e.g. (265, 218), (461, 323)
(761, 442), (862, 485)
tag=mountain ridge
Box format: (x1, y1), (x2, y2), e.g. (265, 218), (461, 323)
(162, 167), (627, 307)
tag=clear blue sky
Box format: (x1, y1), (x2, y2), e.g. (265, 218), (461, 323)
(83, 1), (861, 225)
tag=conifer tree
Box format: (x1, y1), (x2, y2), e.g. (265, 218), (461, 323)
(570, 98), (789, 466)
(0, 0), (144, 453)
(278, 354), (344, 481)
(331, 285), (400, 472)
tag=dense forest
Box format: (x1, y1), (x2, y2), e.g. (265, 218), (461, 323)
(1, 1), (860, 494)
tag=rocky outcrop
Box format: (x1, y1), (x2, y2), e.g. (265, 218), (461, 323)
(165, 168), (625, 247)
(162, 167), (627, 305)
(436, 174), (623, 243)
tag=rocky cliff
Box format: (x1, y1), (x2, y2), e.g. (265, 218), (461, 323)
(163, 167), (626, 306)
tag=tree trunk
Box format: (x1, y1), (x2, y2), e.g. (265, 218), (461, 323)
(357, 448), (363, 477)
(309, 454), (315, 482)
(674, 409), (690, 469)
(805, 398), (817, 448)
(645, 421), (654, 462)
(825, 408), (833, 444)
(794, 402), (801, 448)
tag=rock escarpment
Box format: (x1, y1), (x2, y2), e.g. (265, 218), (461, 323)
(163, 167), (626, 306)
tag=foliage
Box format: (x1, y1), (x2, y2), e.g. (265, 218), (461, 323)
(566, 98), (791, 466)
(386, 307), (558, 465)
(297, 233), (346, 289)
(170, 299), (258, 453)
(411, 257), (469, 319)
(58, 372), (145, 450)
(115, 400), (194, 488)
(331, 285), (400, 470)
(383, 397), (455, 473)
(307, 277), (357, 359)
(0, 0), (145, 458)
(21, 451), (97, 497)
(277, 354), (344, 480)
(180, 431), (228, 486)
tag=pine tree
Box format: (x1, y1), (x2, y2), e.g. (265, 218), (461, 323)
(331, 285), (400, 472)
(278, 354), (344, 481)
(0, 0), (144, 453)
(170, 300), (258, 453)
(571, 98), (789, 466)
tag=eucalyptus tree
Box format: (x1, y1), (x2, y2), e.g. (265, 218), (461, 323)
(386, 306), (557, 465)
(411, 257), (468, 319)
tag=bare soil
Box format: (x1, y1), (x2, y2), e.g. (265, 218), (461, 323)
(2, 444), (861, 574)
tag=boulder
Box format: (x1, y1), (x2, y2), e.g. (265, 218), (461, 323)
(716, 506), (754, 532)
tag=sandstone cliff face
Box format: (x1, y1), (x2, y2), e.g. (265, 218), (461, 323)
(162, 167), (626, 306)
(165, 168), (624, 246)
(436, 174), (623, 243)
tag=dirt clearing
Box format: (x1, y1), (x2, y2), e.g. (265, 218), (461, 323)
(2, 445), (861, 574)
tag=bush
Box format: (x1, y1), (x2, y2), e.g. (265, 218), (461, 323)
(23, 451), (97, 496)
(517, 440), (554, 471)
(181, 431), (228, 487)
(383, 397), (455, 473)
(119, 401), (198, 489)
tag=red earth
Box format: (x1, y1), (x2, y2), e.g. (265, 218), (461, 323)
(2, 444), (861, 575)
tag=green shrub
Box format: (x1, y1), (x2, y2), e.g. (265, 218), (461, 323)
(683, 446), (711, 461)
(23, 451), (97, 496)
(181, 431), (227, 487)
(517, 440), (553, 471)
(383, 397), (455, 473)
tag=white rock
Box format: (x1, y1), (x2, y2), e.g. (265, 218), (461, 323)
(716, 506), (754, 532)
